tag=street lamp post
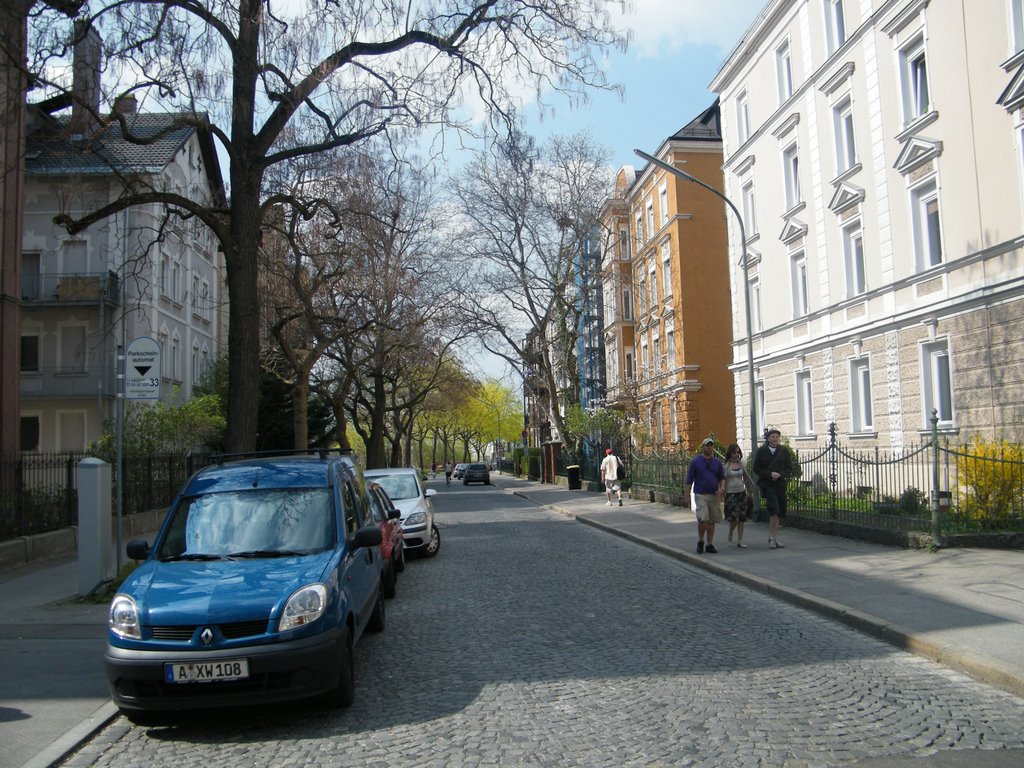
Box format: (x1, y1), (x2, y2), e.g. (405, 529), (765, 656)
(633, 149), (758, 462)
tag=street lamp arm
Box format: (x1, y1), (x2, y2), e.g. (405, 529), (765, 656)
(633, 149), (747, 263)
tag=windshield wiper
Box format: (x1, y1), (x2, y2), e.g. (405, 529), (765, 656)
(160, 553), (226, 562)
(226, 550), (305, 559)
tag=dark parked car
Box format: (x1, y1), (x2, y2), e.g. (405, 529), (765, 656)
(366, 481), (405, 598)
(105, 452), (385, 724)
(463, 463), (491, 485)
(453, 463), (468, 479)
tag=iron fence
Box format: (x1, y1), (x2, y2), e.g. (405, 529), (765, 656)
(554, 415), (1024, 543)
(1, 451), (211, 542)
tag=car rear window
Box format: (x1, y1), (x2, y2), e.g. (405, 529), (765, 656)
(371, 474), (419, 501)
(469, 464), (486, 470)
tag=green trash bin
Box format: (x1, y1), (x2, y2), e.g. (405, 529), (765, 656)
(566, 465), (581, 490)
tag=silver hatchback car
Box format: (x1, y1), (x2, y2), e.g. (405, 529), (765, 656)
(363, 468), (440, 558)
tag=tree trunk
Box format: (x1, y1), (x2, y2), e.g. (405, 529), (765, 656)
(292, 373), (309, 450)
(363, 371), (387, 468)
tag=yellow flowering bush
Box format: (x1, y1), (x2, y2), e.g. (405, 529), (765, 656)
(955, 439), (1024, 524)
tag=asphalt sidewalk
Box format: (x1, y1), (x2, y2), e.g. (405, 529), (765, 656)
(1, 476), (1022, 768)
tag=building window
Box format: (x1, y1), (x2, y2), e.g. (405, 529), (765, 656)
(625, 351), (634, 381)
(619, 228), (630, 260)
(911, 180), (943, 269)
(899, 35), (930, 124)
(638, 274), (647, 316)
(660, 242), (673, 299)
(641, 338), (649, 376)
(670, 400), (679, 443)
(833, 97), (857, 174)
(748, 275), (762, 332)
(652, 335), (661, 373)
(649, 264), (657, 308)
(171, 261), (182, 303)
(160, 254), (169, 297)
(192, 342), (200, 385)
(791, 251), (809, 318)
(622, 286), (632, 320)
(655, 406), (664, 443)
(192, 275), (200, 315)
(776, 39), (794, 103)
(843, 222), (866, 297)
(202, 280), (212, 322)
(635, 212), (644, 248)
(736, 91), (750, 145)
(824, 0), (846, 56)
(665, 323), (675, 368)
(796, 370), (814, 436)
(646, 201), (655, 237)
(922, 339), (953, 427)
(659, 185), (668, 227)
(22, 252), (41, 300)
(1013, 0), (1024, 55)
(20, 335), (39, 372)
(21, 416), (40, 452)
(850, 357), (874, 432)
(783, 143), (801, 209)
(171, 335), (180, 381)
(741, 181), (757, 236)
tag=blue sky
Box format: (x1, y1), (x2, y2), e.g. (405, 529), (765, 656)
(521, 0), (766, 170)
(466, 0), (766, 382)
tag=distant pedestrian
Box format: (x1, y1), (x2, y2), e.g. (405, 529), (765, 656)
(723, 443), (754, 548)
(752, 428), (795, 549)
(600, 448), (623, 506)
(444, 461), (453, 486)
(686, 437), (726, 554)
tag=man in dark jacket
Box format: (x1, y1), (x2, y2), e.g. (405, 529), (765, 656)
(752, 428), (795, 549)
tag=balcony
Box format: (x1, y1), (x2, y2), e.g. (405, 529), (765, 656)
(20, 365), (118, 399)
(21, 271), (120, 306)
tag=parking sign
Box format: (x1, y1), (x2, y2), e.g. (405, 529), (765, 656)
(125, 337), (161, 400)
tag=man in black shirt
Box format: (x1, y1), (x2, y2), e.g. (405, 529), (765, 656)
(752, 429), (795, 549)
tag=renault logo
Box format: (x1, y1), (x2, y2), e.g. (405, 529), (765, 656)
(200, 627), (214, 645)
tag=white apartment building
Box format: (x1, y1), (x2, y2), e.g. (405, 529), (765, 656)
(711, 0), (1024, 450)
(19, 29), (226, 453)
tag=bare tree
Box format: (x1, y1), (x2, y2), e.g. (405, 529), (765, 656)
(452, 129), (612, 444)
(23, 0), (627, 451)
(312, 148), (469, 468)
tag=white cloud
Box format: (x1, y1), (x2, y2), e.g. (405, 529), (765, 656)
(613, 0), (765, 58)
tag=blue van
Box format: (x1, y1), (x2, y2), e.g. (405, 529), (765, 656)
(104, 453), (384, 724)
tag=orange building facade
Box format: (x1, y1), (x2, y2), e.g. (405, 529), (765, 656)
(601, 102), (737, 453)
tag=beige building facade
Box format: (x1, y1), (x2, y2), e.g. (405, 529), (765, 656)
(711, 0), (1024, 451)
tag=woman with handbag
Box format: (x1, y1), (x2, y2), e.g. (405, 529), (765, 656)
(723, 443), (754, 548)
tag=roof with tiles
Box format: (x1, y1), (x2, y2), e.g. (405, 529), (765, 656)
(25, 111), (201, 177)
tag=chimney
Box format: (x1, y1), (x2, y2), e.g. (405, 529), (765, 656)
(69, 20), (101, 136)
(113, 94), (137, 116)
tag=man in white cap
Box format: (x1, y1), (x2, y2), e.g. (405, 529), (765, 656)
(685, 437), (726, 553)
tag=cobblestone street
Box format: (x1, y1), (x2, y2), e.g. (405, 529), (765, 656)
(64, 489), (1024, 767)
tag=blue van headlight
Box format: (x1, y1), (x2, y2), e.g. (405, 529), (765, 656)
(109, 594), (141, 639)
(280, 584), (328, 631)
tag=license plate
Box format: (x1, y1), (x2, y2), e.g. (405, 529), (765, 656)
(164, 659), (249, 683)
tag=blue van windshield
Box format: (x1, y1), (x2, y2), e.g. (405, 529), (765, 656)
(157, 488), (335, 559)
